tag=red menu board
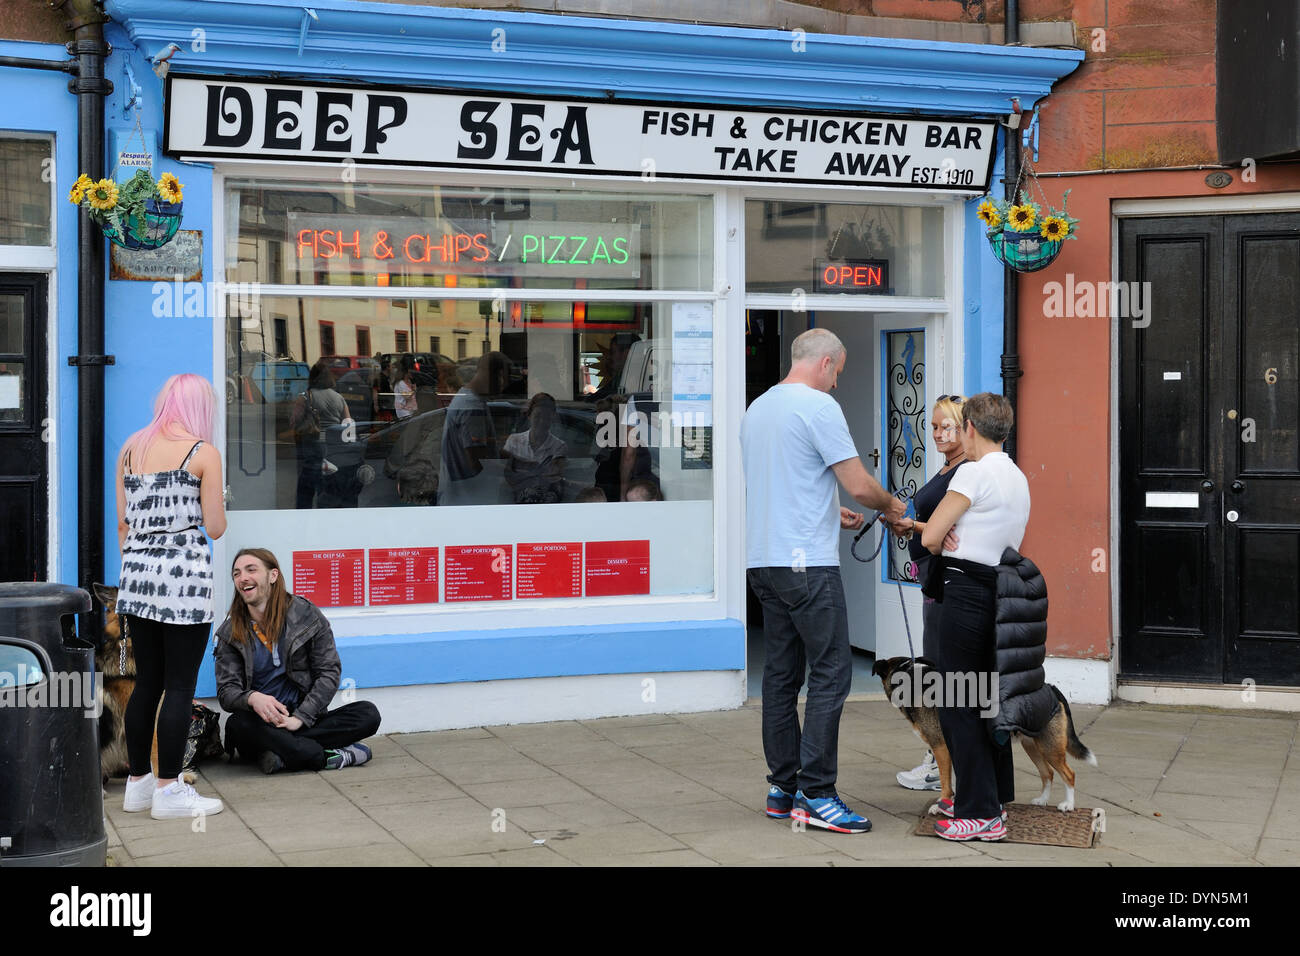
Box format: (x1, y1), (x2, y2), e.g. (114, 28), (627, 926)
(444, 545), (512, 602)
(369, 547), (440, 605)
(292, 549), (365, 607)
(516, 542), (582, 599)
(584, 540), (650, 596)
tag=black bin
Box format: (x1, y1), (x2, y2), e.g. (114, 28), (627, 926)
(0, 583), (105, 867)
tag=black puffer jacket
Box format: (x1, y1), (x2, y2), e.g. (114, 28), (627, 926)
(992, 547), (1058, 739)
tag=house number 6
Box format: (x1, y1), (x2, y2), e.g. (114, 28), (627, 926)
(1265, 367), (1278, 384)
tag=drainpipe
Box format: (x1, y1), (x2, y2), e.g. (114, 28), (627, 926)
(58, 0), (112, 632)
(1000, 0), (1022, 461)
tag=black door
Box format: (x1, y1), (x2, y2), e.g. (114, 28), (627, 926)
(1119, 214), (1300, 686)
(0, 275), (48, 582)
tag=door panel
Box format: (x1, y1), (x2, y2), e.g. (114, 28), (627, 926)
(1222, 216), (1300, 686)
(0, 275), (48, 582)
(1121, 214), (1300, 686)
(1120, 218), (1223, 680)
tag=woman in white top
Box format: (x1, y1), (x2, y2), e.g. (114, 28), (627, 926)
(920, 392), (1031, 842)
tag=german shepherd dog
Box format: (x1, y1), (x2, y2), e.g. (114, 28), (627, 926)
(92, 584), (199, 785)
(872, 656), (1098, 813)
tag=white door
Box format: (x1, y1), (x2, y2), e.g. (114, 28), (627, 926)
(785, 310), (949, 657)
(810, 311), (878, 652)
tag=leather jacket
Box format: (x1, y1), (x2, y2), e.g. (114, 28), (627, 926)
(213, 594), (340, 728)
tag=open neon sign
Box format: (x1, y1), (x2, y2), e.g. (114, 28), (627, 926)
(814, 258), (890, 294)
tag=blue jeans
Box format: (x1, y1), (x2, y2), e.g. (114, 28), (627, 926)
(748, 565), (852, 798)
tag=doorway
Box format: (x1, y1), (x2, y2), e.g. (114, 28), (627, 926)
(744, 308), (939, 693)
(0, 274), (49, 581)
(1118, 214), (1300, 686)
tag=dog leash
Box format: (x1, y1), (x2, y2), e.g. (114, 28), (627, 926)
(849, 505), (918, 662)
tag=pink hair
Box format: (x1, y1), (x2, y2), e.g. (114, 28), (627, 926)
(122, 373), (216, 469)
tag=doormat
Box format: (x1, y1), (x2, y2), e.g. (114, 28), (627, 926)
(913, 803), (1103, 848)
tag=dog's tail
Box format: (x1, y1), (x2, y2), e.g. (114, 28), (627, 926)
(1051, 684), (1098, 767)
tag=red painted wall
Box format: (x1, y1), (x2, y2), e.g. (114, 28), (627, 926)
(1008, 4), (1300, 660)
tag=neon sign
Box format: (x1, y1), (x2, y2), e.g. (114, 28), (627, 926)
(286, 213), (640, 278)
(814, 258), (890, 294)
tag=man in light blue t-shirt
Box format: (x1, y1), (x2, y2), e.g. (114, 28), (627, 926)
(741, 327), (906, 834)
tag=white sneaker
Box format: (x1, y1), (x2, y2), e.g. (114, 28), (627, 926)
(896, 751), (941, 791)
(150, 778), (224, 820)
(123, 773), (156, 812)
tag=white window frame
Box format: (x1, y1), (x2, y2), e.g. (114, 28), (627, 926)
(212, 163), (730, 637)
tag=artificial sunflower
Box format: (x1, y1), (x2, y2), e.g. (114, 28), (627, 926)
(1007, 203), (1037, 232)
(976, 200), (1002, 229)
(86, 178), (119, 212)
(157, 172), (183, 203)
(1040, 216), (1069, 241)
(68, 173), (93, 205)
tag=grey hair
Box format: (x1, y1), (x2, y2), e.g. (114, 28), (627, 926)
(790, 328), (846, 365)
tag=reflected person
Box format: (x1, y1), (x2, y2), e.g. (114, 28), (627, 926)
(503, 392), (568, 504)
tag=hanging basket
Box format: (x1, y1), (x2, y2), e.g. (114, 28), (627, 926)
(986, 227), (1063, 273)
(103, 198), (184, 251)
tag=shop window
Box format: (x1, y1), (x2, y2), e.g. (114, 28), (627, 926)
(0, 137), (52, 246)
(744, 200), (944, 297)
(225, 183), (712, 292)
(225, 292), (715, 603)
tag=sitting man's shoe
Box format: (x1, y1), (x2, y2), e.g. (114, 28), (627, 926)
(151, 779), (224, 820)
(791, 791), (872, 833)
(323, 743), (372, 770)
(934, 816), (1006, 842)
(897, 751), (941, 791)
(258, 751), (285, 775)
(765, 785), (794, 819)
(123, 772), (156, 812)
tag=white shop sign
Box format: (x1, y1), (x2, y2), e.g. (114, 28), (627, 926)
(163, 76), (996, 191)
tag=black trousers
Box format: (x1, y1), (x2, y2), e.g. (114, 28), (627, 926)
(124, 616), (211, 780)
(935, 567), (1014, 819)
(224, 701), (381, 772)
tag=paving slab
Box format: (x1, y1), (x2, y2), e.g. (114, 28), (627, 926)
(101, 698), (1297, 866)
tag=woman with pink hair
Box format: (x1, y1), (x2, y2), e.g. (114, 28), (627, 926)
(114, 373), (227, 820)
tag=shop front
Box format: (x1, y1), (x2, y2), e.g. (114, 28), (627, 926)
(97, 0), (1081, 730)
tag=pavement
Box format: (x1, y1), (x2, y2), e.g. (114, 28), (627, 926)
(103, 696), (1300, 867)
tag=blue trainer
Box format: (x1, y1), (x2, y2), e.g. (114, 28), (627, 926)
(791, 791), (872, 833)
(765, 785), (794, 818)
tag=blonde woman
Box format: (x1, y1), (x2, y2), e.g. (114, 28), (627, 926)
(894, 395), (968, 792)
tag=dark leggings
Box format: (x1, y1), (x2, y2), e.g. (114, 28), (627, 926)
(123, 616), (211, 780)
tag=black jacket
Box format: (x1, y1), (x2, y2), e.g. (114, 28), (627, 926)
(992, 547), (1058, 738)
(213, 594), (341, 728)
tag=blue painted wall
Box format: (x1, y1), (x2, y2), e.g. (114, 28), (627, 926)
(964, 142), (1009, 398)
(0, 41), (82, 588)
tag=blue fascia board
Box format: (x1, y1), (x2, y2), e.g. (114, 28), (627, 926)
(193, 618), (747, 694)
(105, 0), (1082, 115)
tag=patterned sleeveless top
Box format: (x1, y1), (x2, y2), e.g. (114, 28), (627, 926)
(116, 440), (214, 624)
